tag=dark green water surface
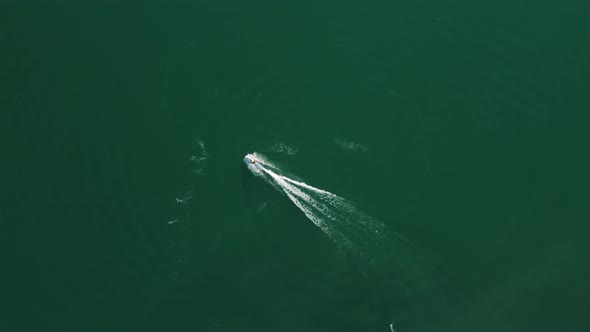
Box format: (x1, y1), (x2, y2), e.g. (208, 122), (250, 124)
(1, 1), (589, 331)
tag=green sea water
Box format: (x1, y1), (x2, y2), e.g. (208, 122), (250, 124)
(1, 1), (589, 331)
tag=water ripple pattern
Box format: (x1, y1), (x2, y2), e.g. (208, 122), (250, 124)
(189, 138), (208, 175)
(334, 138), (368, 152)
(165, 138), (209, 278)
(264, 141), (298, 155)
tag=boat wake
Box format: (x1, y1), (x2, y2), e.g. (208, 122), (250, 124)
(244, 152), (451, 329)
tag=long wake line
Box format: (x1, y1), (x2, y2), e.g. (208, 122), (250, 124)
(244, 152), (450, 328)
(245, 153), (426, 255)
(249, 153), (421, 253)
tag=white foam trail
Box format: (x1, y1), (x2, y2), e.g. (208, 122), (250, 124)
(245, 153), (451, 328)
(247, 154), (420, 255)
